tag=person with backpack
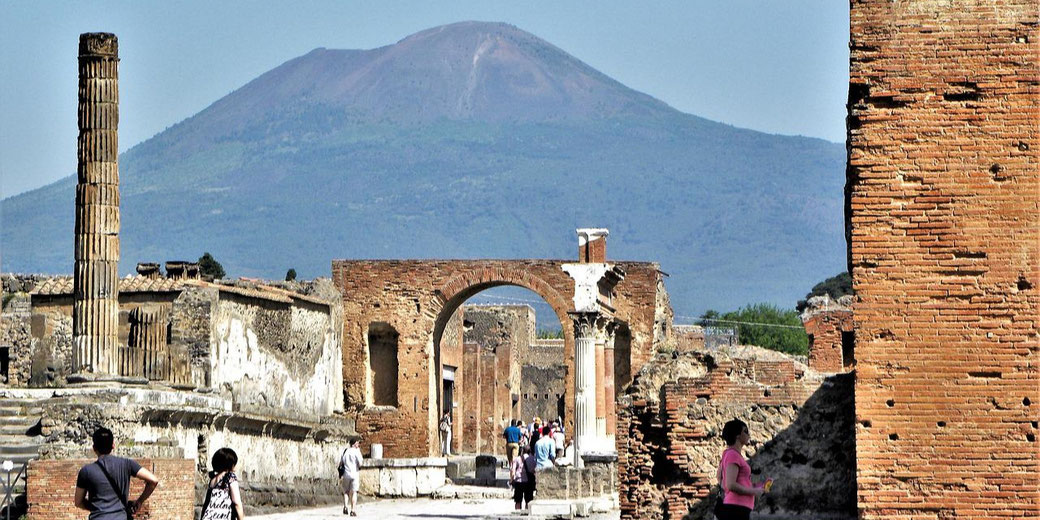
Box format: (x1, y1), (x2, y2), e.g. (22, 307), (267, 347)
(509, 445), (536, 510)
(73, 427), (160, 520)
(337, 439), (363, 516)
(199, 447), (245, 520)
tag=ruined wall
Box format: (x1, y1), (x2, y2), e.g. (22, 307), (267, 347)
(521, 339), (567, 424)
(618, 347), (855, 520)
(800, 295), (853, 374)
(332, 259), (666, 458)
(1, 303), (33, 386)
(209, 289), (343, 415)
(461, 305), (532, 453)
(28, 458), (194, 520)
(848, 1), (1039, 517)
(24, 387), (354, 514)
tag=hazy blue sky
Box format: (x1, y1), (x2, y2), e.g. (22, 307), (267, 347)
(0, 1), (849, 198)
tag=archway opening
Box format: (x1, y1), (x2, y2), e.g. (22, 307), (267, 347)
(433, 284), (567, 456)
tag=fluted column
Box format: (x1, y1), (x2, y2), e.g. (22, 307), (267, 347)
(128, 305), (168, 380)
(570, 311), (598, 468)
(73, 33), (120, 376)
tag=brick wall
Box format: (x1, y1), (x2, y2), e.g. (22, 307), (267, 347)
(848, 1), (1039, 517)
(802, 308), (853, 373)
(618, 348), (855, 519)
(28, 458), (194, 520)
(332, 259), (666, 457)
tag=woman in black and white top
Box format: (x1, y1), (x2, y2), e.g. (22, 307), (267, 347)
(201, 447), (245, 520)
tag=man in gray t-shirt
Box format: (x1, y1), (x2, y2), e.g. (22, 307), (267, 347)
(74, 428), (159, 520)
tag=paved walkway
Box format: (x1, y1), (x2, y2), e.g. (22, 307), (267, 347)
(252, 496), (620, 520)
(253, 497), (518, 520)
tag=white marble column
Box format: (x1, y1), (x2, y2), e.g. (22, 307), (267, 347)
(570, 311), (598, 468)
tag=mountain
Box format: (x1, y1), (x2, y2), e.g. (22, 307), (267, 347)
(0, 21), (847, 318)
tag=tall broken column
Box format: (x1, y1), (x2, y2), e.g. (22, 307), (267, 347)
(72, 33), (121, 376)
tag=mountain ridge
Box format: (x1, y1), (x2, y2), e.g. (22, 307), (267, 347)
(0, 21), (847, 316)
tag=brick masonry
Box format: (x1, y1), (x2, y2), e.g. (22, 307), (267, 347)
(618, 348), (855, 520)
(27, 458), (194, 520)
(848, 1), (1039, 517)
(332, 259), (668, 457)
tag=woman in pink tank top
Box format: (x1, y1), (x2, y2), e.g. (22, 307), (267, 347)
(714, 419), (768, 520)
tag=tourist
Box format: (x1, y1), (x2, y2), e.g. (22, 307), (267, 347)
(439, 411), (452, 456)
(200, 447), (245, 520)
(503, 420), (523, 464)
(338, 438), (364, 516)
(714, 419), (769, 520)
(510, 445), (537, 510)
(534, 425), (556, 470)
(551, 421), (566, 461)
(73, 427), (160, 520)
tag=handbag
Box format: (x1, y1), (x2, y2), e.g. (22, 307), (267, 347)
(95, 460), (133, 520)
(713, 451), (729, 518)
(337, 448), (348, 478)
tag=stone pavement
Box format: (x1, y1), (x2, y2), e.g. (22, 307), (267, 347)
(251, 496), (620, 520)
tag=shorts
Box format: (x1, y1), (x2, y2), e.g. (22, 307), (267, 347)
(340, 476), (358, 494)
(714, 503), (751, 520)
(512, 481), (534, 504)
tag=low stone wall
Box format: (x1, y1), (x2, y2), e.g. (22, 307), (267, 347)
(27, 458), (194, 520)
(8, 387), (355, 515)
(358, 457), (447, 497)
(536, 455), (617, 501)
(617, 347), (855, 520)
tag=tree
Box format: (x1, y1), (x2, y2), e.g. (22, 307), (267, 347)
(285, 268), (297, 282)
(697, 309), (720, 327)
(702, 303), (808, 355)
(796, 272), (853, 312)
(197, 252), (225, 281)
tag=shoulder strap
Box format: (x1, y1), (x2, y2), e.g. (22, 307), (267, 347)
(95, 460), (131, 512)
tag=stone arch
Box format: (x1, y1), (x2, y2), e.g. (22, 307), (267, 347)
(429, 268), (577, 443)
(432, 268), (574, 351)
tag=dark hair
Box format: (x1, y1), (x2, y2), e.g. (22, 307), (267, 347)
(721, 419), (748, 446)
(541, 426), (552, 436)
(212, 447), (239, 473)
(92, 427), (114, 455)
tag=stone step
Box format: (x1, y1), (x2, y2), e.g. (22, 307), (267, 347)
(0, 416), (38, 427)
(0, 445), (39, 456)
(0, 453), (37, 466)
(0, 424), (36, 436)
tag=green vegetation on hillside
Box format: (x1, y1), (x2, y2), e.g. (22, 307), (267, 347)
(698, 303), (808, 355)
(795, 272), (852, 312)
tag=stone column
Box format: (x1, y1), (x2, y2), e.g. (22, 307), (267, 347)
(594, 331), (607, 440)
(604, 321), (617, 446)
(127, 305), (168, 380)
(73, 33), (120, 376)
(569, 311), (598, 468)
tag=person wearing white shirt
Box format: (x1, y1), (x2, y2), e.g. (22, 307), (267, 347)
(337, 439), (364, 516)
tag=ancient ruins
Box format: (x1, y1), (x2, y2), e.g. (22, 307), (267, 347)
(2, 1), (1038, 518)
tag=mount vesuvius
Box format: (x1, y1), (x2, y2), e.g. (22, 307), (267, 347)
(0, 21), (847, 316)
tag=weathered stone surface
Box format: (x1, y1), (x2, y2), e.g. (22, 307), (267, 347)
(618, 347), (855, 519)
(333, 259), (669, 458)
(72, 33), (121, 376)
(848, 1), (1039, 517)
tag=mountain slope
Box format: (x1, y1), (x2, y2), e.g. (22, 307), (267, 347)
(1, 21), (846, 316)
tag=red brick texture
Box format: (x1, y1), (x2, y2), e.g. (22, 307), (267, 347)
(802, 309), (853, 373)
(618, 351), (854, 519)
(848, 1), (1040, 517)
(332, 259), (665, 457)
(27, 458), (194, 520)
